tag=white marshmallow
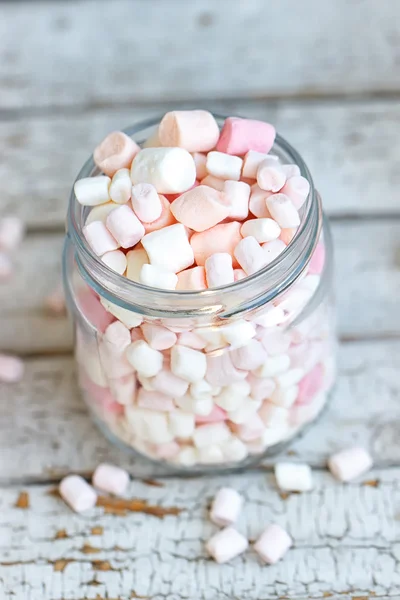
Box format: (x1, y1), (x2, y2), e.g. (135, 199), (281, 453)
(206, 151), (243, 181)
(328, 447), (373, 482)
(140, 264), (178, 290)
(227, 398), (262, 424)
(205, 253), (234, 288)
(257, 161), (286, 192)
(224, 180), (250, 220)
(193, 422), (231, 448)
(251, 305), (286, 328)
(275, 368), (304, 388)
(109, 168), (132, 204)
(198, 445), (224, 464)
(101, 250), (127, 274)
(177, 447), (198, 466)
(131, 183), (163, 223)
(230, 339), (267, 370)
(170, 345), (207, 383)
(220, 319), (256, 348)
(74, 176), (111, 206)
(169, 411), (195, 438)
(130, 147), (196, 193)
(242, 151), (279, 179)
(215, 382), (250, 411)
(234, 236), (268, 275)
(0, 216), (25, 251)
(109, 374), (136, 405)
(125, 407), (173, 443)
(281, 164), (301, 178)
(253, 354), (291, 378)
(254, 524), (292, 564)
(151, 369), (188, 397)
(83, 220), (119, 256)
(175, 394), (214, 416)
(85, 202), (119, 225)
(259, 402), (289, 428)
(241, 218), (281, 243)
(266, 194), (300, 228)
(192, 152), (208, 180)
(206, 527), (248, 563)
(262, 426), (290, 447)
(142, 224), (194, 273)
(141, 324), (177, 351)
(196, 327), (225, 352)
(126, 248), (149, 282)
(270, 385), (298, 408)
(100, 296), (143, 328)
(92, 463), (130, 495)
(190, 379), (217, 399)
(59, 475), (97, 513)
(221, 437), (248, 462)
(262, 239), (287, 264)
(125, 340), (163, 377)
(275, 462), (313, 492)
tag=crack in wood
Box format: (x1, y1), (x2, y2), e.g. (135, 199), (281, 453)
(96, 495), (182, 518)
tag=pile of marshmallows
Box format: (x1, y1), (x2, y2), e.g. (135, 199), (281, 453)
(59, 447), (373, 565)
(76, 110), (310, 290)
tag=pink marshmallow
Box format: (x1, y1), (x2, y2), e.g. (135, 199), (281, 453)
(143, 194), (176, 233)
(234, 236), (267, 275)
(0, 354), (24, 383)
(205, 253), (234, 288)
(190, 221), (243, 267)
(94, 131), (140, 177)
(216, 117), (276, 155)
(0, 216), (25, 251)
(296, 363), (324, 405)
(235, 412), (265, 442)
(266, 194), (300, 229)
(257, 161), (286, 192)
(206, 527), (248, 563)
(152, 369), (189, 397)
(247, 373), (276, 402)
(224, 180), (250, 220)
(92, 463), (130, 495)
(177, 332), (207, 350)
(254, 524), (292, 564)
(281, 176), (310, 210)
(152, 441), (181, 459)
(308, 242), (326, 275)
(192, 153), (208, 180)
(249, 184), (273, 218)
(158, 110), (220, 152)
(230, 339), (267, 370)
(131, 183), (163, 223)
(106, 204), (145, 249)
(176, 266), (207, 290)
(83, 220), (119, 256)
(78, 288), (114, 333)
(137, 388), (176, 411)
(210, 488), (243, 526)
(200, 175), (225, 191)
(141, 323), (177, 350)
(279, 227), (297, 245)
(206, 353), (247, 387)
(328, 447), (373, 482)
(195, 404), (227, 424)
(59, 475), (97, 513)
(170, 185), (230, 232)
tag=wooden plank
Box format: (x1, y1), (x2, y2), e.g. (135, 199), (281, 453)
(2, 99), (400, 229)
(0, 469), (399, 599)
(1, 0), (399, 111)
(1, 338), (399, 483)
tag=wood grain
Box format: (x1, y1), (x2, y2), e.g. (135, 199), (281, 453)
(2, 99), (400, 229)
(1, 0), (399, 111)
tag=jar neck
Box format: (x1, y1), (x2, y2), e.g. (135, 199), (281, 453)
(66, 115), (322, 322)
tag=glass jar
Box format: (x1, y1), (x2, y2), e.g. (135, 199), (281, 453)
(63, 115), (336, 474)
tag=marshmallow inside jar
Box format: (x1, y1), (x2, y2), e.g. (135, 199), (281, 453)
(63, 111), (337, 475)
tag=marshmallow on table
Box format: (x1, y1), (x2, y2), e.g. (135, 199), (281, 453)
(266, 194), (300, 228)
(242, 150), (278, 179)
(200, 175), (225, 191)
(139, 264), (178, 290)
(59, 475), (97, 513)
(75, 176), (111, 206)
(142, 224), (194, 273)
(281, 176), (310, 210)
(205, 253), (234, 288)
(262, 239), (287, 264)
(158, 110), (220, 152)
(126, 248), (149, 281)
(130, 147), (196, 194)
(257, 161), (286, 192)
(171, 185), (230, 232)
(169, 410), (195, 437)
(234, 236), (268, 275)
(131, 183), (163, 223)
(126, 340), (163, 377)
(106, 204), (145, 249)
(83, 221), (119, 256)
(176, 266), (207, 290)
(216, 117), (276, 155)
(223, 180), (250, 221)
(254, 524), (292, 564)
(328, 447), (373, 482)
(249, 184), (273, 218)
(109, 168), (132, 204)
(0, 216), (25, 251)
(275, 462), (313, 491)
(92, 463), (130, 495)
(152, 369), (188, 397)
(192, 152), (208, 180)
(100, 296), (143, 329)
(190, 221), (242, 267)
(206, 527), (248, 563)
(170, 344), (207, 383)
(85, 202), (119, 225)
(241, 218), (281, 243)
(101, 250), (127, 274)
(206, 151), (243, 181)
(0, 354), (24, 383)
(94, 131), (140, 177)
(141, 323), (177, 350)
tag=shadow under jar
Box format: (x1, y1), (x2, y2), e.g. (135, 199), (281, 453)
(63, 115), (337, 474)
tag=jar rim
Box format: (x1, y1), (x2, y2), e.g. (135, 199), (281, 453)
(66, 114), (322, 320)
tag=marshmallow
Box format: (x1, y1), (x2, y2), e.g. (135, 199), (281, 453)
(227, 398), (262, 424)
(234, 268), (247, 281)
(158, 110), (220, 152)
(200, 175), (225, 191)
(169, 410), (195, 437)
(109, 168), (132, 204)
(297, 364), (324, 405)
(177, 447), (199, 466)
(126, 340), (163, 377)
(99, 321), (133, 378)
(137, 388), (176, 411)
(125, 407), (173, 444)
(190, 221), (242, 267)
(178, 331), (207, 350)
(308, 242), (326, 275)
(328, 447), (373, 482)
(215, 381), (251, 411)
(85, 202), (119, 225)
(94, 131), (140, 177)
(206, 527), (248, 563)
(142, 224), (194, 273)
(206, 151), (243, 181)
(101, 250), (127, 274)
(171, 185), (230, 232)
(92, 463), (130, 495)
(281, 164), (301, 178)
(45, 283), (66, 315)
(242, 150), (278, 179)
(126, 248), (149, 281)
(254, 524), (292, 564)
(216, 117), (276, 155)
(241, 218), (281, 243)
(0, 217), (25, 251)
(234, 236), (267, 275)
(106, 204), (145, 249)
(235, 412), (265, 441)
(220, 320), (256, 347)
(130, 147), (196, 194)
(224, 181), (250, 220)
(170, 345), (207, 383)
(275, 368), (304, 388)
(190, 379), (220, 399)
(279, 227), (296, 245)
(251, 305), (286, 328)
(266, 194), (300, 228)
(142, 194), (176, 233)
(0, 253), (12, 280)
(230, 339), (267, 370)
(221, 437), (248, 462)
(205, 253), (234, 288)
(281, 176), (310, 210)
(260, 329), (291, 356)
(140, 264), (178, 290)
(131, 183), (163, 223)
(195, 404), (227, 424)
(257, 161), (286, 192)
(109, 374), (136, 405)
(83, 221), (119, 256)
(249, 184), (273, 218)
(270, 385), (298, 408)
(275, 462), (313, 491)
(152, 369), (188, 397)
(196, 327), (225, 352)
(141, 323), (177, 350)
(75, 176), (111, 206)
(253, 354), (291, 378)
(259, 402), (289, 428)
(199, 444), (225, 464)
(193, 422), (231, 448)
(262, 239), (287, 264)
(0, 354), (24, 383)
(59, 475), (97, 513)
(192, 152), (208, 180)
(100, 297), (143, 329)
(176, 394), (214, 416)
(247, 373), (276, 402)
(176, 266), (207, 290)
(206, 353), (247, 386)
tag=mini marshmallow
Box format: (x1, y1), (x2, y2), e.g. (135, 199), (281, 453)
(247, 374), (276, 402)
(190, 379), (219, 399)
(0, 217), (25, 251)
(126, 340), (163, 377)
(275, 368), (304, 388)
(280, 227), (296, 245)
(281, 164), (301, 178)
(248, 184), (273, 218)
(137, 389), (176, 411)
(206, 353), (247, 386)
(170, 345), (207, 383)
(158, 110), (220, 152)
(224, 181), (250, 220)
(275, 462), (313, 492)
(270, 385), (298, 408)
(131, 183), (163, 223)
(130, 147), (196, 194)
(205, 253), (234, 288)
(85, 202), (119, 225)
(139, 264), (178, 290)
(254, 524), (292, 564)
(0, 354), (24, 383)
(260, 329), (291, 356)
(262, 239), (287, 264)
(83, 220), (119, 256)
(171, 185), (230, 232)
(125, 407), (173, 444)
(297, 364), (324, 405)
(259, 402), (289, 428)
(74, 176), (111, 206)
(126, 248), (149, 282)
(192, 152), (208, 180)
(221, 437), (248, 462)
(230, 339), (267, 370)
(220, 319), (256, 347)
(99, 321), (133, 378)
(216, 117), (276, 155)
(109, 374), (136, 405)
(92, 463), (130, 495)
(328, 447), (373, 482)
(59, 475), (97, 513)
(141, 324), (177, 350)
(252, 305), (286, 328)
(196, 327), (225, 352)
(101, 250), (127, 274)
(142, 224), (194, 273)
(257, 161), (286, 192)
(109, 168), (132, 204)
(178, 331), (207, 350)
(177, 447), (199, 466)
(169, 410), (195, 437)
(241, 218), (281, 243)
(176, 266), (207, 290)
(142, 194), (176, 233)
(234, 268), (247, 281)
(103, 320), (131, 352)
(235, 412), (265, 442)
(176, 394), (214, 416)
(234, 236), (268, 275)
(266, 194), (300, 228)
(94, 131), (140, 177)
(190, 221), (242, 267)
(206, 151), (243, 181)
(242, 151), (279, 179)
(253, 354), (291, 378)
(200, 175), (225, 191)
(215, 381), (251, 411)
(206, 527), (248, 563)
(227, 398), (262, 424)
(281, 176), (310, 210)
(193, 422), (231, 448)
(106, 204), (145, 249)
(199, 444), (225, 464)
(152, 369), (188, 397)
(308, 242), (326, 275)
(100, 297), (143, 328)
(0, 253), (12, 280)
(195, 404), (227, 424)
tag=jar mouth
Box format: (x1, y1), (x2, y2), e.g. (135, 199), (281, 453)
(66, 114), (321, 320)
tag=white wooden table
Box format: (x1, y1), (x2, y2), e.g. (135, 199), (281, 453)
(1, 1), (400, 598)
